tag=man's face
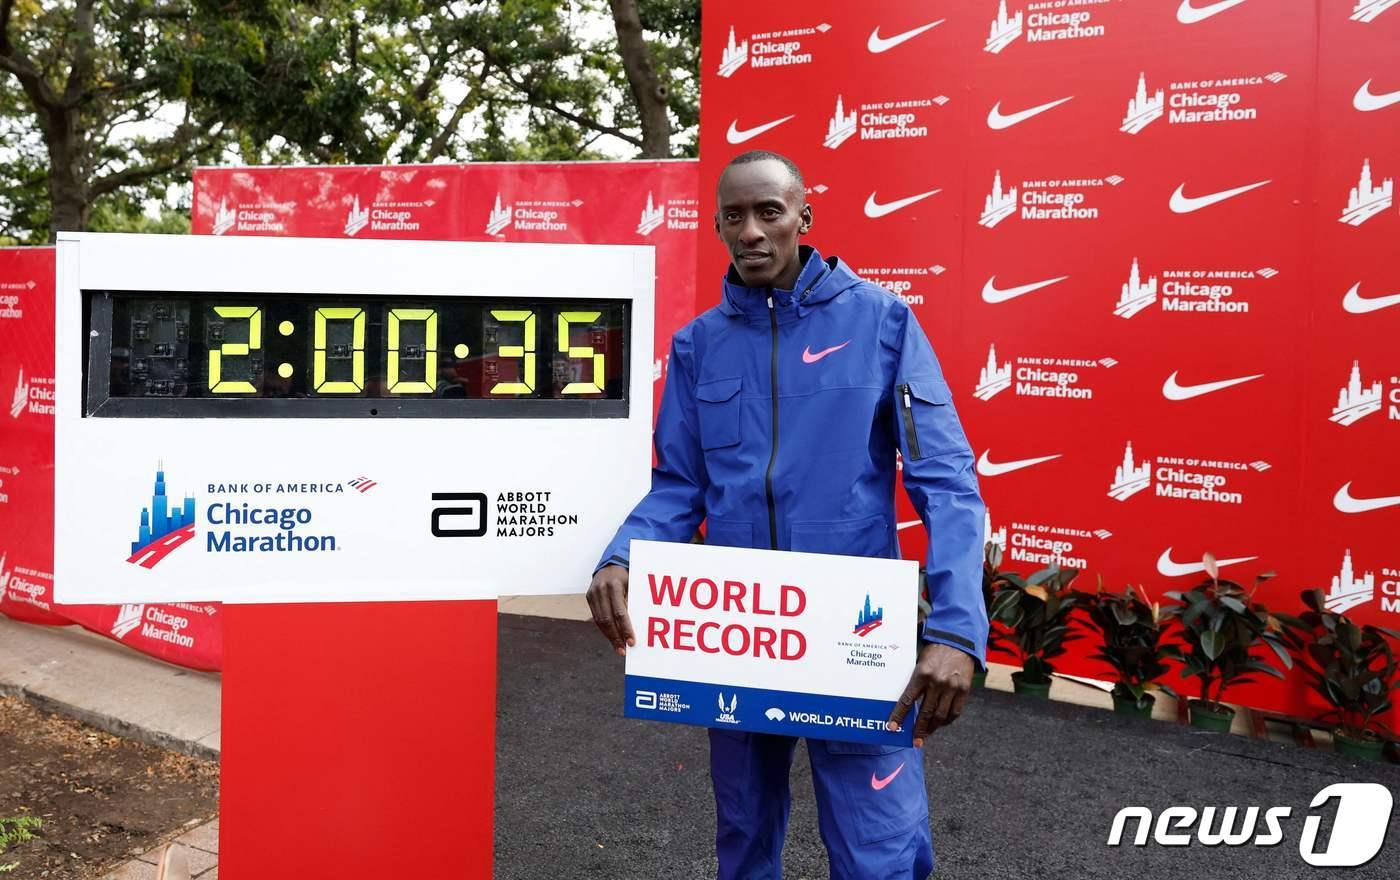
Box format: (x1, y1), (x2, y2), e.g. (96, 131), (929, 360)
(715, 160), (812, 289)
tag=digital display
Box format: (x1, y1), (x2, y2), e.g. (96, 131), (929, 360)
(85, 292), (630, 418)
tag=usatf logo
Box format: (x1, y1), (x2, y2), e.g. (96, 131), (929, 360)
(980, 169), (1119, 228)
(112, 604), (145, 639)
(1115, 260), (1270, 318)
(344, 196), (370, 236)
(127, 466), (197, 569)
(1122, 71), (1283, 135)
(985, 0), (1108, 55)
(211, 198), (237, 235)
(853, 593), (884, 637)
(1341, 159), (1393, 226)
(823, 94), (946, 150)
(348, 475), (378, 493)
(856, 265), (944, 306)
(209, 197), (287, 235)
(717, 22), (828, 78)
(1353, 0), (1398, 22)
(1107, 442), (1267, 505)
(636, 193), (698, 237)
(716, 692), (740, 725)
(973, 344), (1114, 402)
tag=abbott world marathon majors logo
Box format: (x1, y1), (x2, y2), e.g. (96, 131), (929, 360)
(343, 194), (435, 236)
(856, 265), (944, 306)
(978, 169), (1122, 228)
(1114, 259), (1276, 319)
(1107, 783), (1391, 868)
(636, 193), (699, 237)
(9, 366), (55, 419)
(716, 22), (829, 78)
(210, 197), (289, 236)
(972, 343), (1116, 402)
(984, 0), (1110, 55)
(1107, 441), (1270, 506)
(1330, 360), (1400, 427)
(1120, 70), (1286, 135)
(821, 94), (948, 151)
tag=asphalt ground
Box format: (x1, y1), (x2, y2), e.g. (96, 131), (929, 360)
(495, 613), (1400, 880)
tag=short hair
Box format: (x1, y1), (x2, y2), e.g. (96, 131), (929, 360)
(722, 150), (806, 193)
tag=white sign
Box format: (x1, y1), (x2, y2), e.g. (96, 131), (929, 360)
(624, 539), (920, 746)
(53, 233), (654, 604)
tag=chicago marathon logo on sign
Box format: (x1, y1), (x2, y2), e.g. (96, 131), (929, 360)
(996, 519), (1114, 570)
(9, 366), (55, 419)
(343, 194), (435, 236)
(1353, 0), (1398, 22)
(1114, 259), (1276, 318)
(209, 196), (290, 235)
(984, 0), (1110, 55)
(853, 593), (884, 637)
(979, 169), (1122, 228)
(972, 344), (1115, 403)
(1330, 361), (1400, 427)
(127, 465), (197, 569)
(716, 22), (829, 78)
(1107, 441), (1270, 505)
(1340, 160), (1393, 227)
(110, 601), (204, 648)
(636, 192), (699, 237)
(1121, 71), (1285, 135)
(0, 277), (27, 320)
(856, 264), (944, 306)
(0, 552), (54, 613)
(1319, 551), (1400, 620)
(486, 193), (580, 236)
(822, 94), (948, 150)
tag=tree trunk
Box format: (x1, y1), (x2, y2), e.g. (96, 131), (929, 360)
(46, 110), (89, 239)
(607, 0), (671, 159)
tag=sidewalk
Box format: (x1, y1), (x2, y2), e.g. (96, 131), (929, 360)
(102, 820), (219, 880)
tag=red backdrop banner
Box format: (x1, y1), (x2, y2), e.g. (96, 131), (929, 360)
(696, 0), (1400, 720)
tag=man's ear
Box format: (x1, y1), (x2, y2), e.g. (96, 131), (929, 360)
(798, 203), (813, 235)
(713, 215), (722, 238)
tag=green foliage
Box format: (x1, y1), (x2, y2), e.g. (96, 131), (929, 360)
(0, 815), (42, 873)
(1161, 562), (1301, 712)
(1076, 578), (1176, 709)
(1293, 589), (1400, 740)
(981, 540), (1013, 659)
(989, 563), (1084, 683)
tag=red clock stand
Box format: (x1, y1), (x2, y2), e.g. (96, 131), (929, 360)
(220, 600), (498, 878)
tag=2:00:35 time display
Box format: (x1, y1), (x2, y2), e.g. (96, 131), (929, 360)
(104, 293), (629, 405)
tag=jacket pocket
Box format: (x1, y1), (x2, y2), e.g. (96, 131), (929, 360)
(789, 513), (890, 558)
(898, 377), (966, 460)
(705, 517), (753, 548)
(695, 376), (742, 450)
(812, 738), (927, 844)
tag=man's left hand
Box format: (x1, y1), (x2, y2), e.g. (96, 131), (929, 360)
(885, 642), (974, 747)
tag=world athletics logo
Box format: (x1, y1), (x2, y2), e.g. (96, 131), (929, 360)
(126, 464), (196, 569)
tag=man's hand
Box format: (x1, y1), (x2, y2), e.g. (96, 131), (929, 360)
(587, 564), (635, 657)
(885, 642), (974, 747)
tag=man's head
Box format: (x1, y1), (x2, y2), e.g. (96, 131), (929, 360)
(715, 150), (812, 290)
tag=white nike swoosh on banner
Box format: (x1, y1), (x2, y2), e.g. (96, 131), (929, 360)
(1176, 0), (1251, 24)
(1162, 370), (1264, 400)
(977, 450), (1062, 476)
(868, 20), (945, 53)
(1343, 283), (1400, 314)
(1169, 180), (1271, 213)
(1156, 548), (1258, 577)
(987, 96), (1075, 130)
(982, 275), (1070, 304)
(726, 115), (796, 144)
(1334, 482), (1400, 513)
(864, 188), (941, 219)
(1354, 79), (1400, 112)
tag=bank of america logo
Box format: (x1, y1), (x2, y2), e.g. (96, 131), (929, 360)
(1340, 159), (1393, 226)
(344, 196), (370, 236)
(637, 192), (665, 236)
(348, 475), (378, 493)
(824, 95), (858, 150)
(9, 367), (26, 419)
(980, 170), (1018, 228)
(127, 465), (197, 569)
(212, 198), (236, 236)
(1331, 361), (1382, 426)
(985, 0), (1023, 53)
(974, 344), (1012, 400)
(1115, 259), (1159, 319)
(1108, 441), (1152, 501)
(985, 508), (1007, 552)
(1325, 550), (1375, 613)
(853, 593), (885, 637)
(112, 604), (145, 639)
(1353, 0), (1398, 22)
(486, 193), (513, 235)
(1122, 73), (1165, 134)
(719, 26), (748, 77)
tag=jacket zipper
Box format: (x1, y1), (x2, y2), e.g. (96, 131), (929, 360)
(900, 383), (922, 460)
(764, 295), (780, 550)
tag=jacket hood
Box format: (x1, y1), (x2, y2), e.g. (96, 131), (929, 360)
(718, 245), (865, 319)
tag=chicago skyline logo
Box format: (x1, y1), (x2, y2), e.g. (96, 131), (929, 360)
(1340, 159), (1393, 226)
(1116, 261), (1269, 318)
(1115, 259), (1159, 317)
(127, 465), (197, 569)
(1352, 0), (1398, 22)
(343, 196), (370, 236)
(985, 0), (1023, 53)
(985, 508), (1008, 553)
(853, 593), (885, 637)
(208, 197), (286, 235)
(1121, 70), (1283, 135)
(212, 198), (237, 236)
(823, 94), (944, 150)
(824, 95), (858, 149)
(1108, 442), (1153, 501)
(486, 193), (513, 235)
(0, 552), (9, 593)
(1123, 73), (1165, 133)
(717, 22), (826, 78)
(972, 345), (1113, 402)
(1331, 361), (1383, 426)
(718, 26), (748, 76)
(981, 170), (1018, 226)
(112, 604), (145, 639)
(9, 367), (26, 419)
(1324, 550), (1375, 614)
(980, 169), (1117, 228)
(1106, 441), (1269, 505)
(975, 344), (1012, 400)
(637, 192), (665, 235)
(485, 194), (574, 235)
(635, 193), (699, 236)
(984, 0), (1107, 54)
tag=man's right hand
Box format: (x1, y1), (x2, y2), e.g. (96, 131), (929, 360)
(587, 564), (635, 657)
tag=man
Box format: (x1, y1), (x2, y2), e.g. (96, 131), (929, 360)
(587, 150), (987, 879)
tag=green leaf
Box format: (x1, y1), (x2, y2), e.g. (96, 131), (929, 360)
(1200, 630), (1226, 661)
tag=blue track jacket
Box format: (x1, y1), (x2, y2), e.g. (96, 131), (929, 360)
(597, 246), (989, 670)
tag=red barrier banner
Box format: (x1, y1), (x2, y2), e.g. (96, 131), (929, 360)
(697, 0), (1399, 721)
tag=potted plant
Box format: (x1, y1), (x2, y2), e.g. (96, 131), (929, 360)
(1078, 579), (1176, 718)
(1161, 555), (1301, 732)
(989, 563), (1083, 697)
(973, 540), (1017, 688)
(1292, 588), (1400, 761)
